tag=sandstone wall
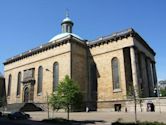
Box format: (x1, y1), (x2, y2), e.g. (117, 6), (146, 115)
(71, 41), (88, 101)
(89, 37), (134, 103)
(4, 43), (71, 104)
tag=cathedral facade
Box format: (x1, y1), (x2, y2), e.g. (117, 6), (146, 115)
(4, 16), (157, 111)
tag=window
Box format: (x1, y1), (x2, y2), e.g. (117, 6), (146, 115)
(90, 63), (98, 99)
(16, 72), (21, 96)
(7, 74), (12, 96)
(90, 63), (97, 92)
(63, 25), (65, 33)
(112, 57), (120, 90)
(66, 25), (69, 32)
(53, 62), (59, 91)
(37, 66), (43, 94)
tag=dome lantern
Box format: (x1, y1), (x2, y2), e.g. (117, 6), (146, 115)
(61, 11), (74, 33)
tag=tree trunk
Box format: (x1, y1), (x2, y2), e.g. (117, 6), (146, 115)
(67, 106), (70, 120)
(52, 110), (55, 118)
(46, 93), (50, 119)
(134, 96), (137, 123)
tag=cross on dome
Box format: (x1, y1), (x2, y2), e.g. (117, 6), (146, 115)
(65, 9), (69, 17)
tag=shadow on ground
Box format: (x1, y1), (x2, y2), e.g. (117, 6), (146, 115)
(41, 118), (106, 125)
(0, 117), (106, 125)
(112, 122), (166, 125)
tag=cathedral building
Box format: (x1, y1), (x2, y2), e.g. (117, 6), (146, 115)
(3, 15), (157, 111)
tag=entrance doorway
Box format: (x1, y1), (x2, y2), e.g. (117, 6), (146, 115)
(114, 104), (121, 112)
(147, 103), (155, 112)
(24, 87), (29, 103)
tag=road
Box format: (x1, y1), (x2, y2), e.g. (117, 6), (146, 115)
(0, 118), (55, 125)
(1, 111), (166, 125)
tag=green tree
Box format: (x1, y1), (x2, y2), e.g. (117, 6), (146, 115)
(160, 88), (166, 97)
(49, 75), (83, 120)
(127, 83), (143, 123)
(0, 97), (6, 114)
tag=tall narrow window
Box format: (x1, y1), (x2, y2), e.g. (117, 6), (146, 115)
(37, 66), (43, 94)
(112, 57), (120, 90)
(7, 74), (12, 96)
(90, 63), (97, 93)
(17, 72), (21, 96)
(90, 63), (98, 101)
(53, 62), (59, 91)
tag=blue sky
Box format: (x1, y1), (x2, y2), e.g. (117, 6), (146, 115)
(0, 0), (165, 80)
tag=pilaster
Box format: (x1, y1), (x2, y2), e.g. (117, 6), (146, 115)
(130, 47), (138, 96)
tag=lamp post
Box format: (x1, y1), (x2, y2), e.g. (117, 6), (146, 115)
(46, 68), (53, 73)
(154, 84), (161, 113)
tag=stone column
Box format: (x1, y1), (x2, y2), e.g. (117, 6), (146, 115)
(139, 53), (149, 97)
(130, 47), (138, 96)
(146, 58), (154, 96)
(152, 62), (157, 87)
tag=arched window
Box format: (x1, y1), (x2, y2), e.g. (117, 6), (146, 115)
(7, 74), (12, 96)
(112, 57), (120, 90)
(16, 72), (21, 96)
(53, 62), (59, 91)
(37, 66), (43, 94)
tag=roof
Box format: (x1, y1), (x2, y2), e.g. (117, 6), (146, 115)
(61, 17), (73, 25)
(62, 17), (72, 23)
(49, 33), (84, 42)
(88, 28), (155, 56)
(88, 28), (134, 45)
(4, 28), (155, 65)
(4, 34), (85, 65)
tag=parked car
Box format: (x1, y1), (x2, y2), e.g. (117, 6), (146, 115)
(8, 112), (30, 120)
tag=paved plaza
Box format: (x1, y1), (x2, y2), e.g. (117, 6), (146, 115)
(28, 111), (166, 124)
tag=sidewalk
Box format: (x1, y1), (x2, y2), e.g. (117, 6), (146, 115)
(28, 111), (166, 124)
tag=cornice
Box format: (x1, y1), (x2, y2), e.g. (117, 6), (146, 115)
(87, 28), (156, 56)
(4, 36), (86, 65)
(4, 28), (156, 65)
(133, 32), (156, 56)
(87, 28), (134, 48)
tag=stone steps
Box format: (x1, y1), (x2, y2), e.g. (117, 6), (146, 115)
(5, 103), (44, 112)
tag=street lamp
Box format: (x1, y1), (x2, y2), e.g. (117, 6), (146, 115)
(46, 68), (52, 73)
(154, 84), (161, 113)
